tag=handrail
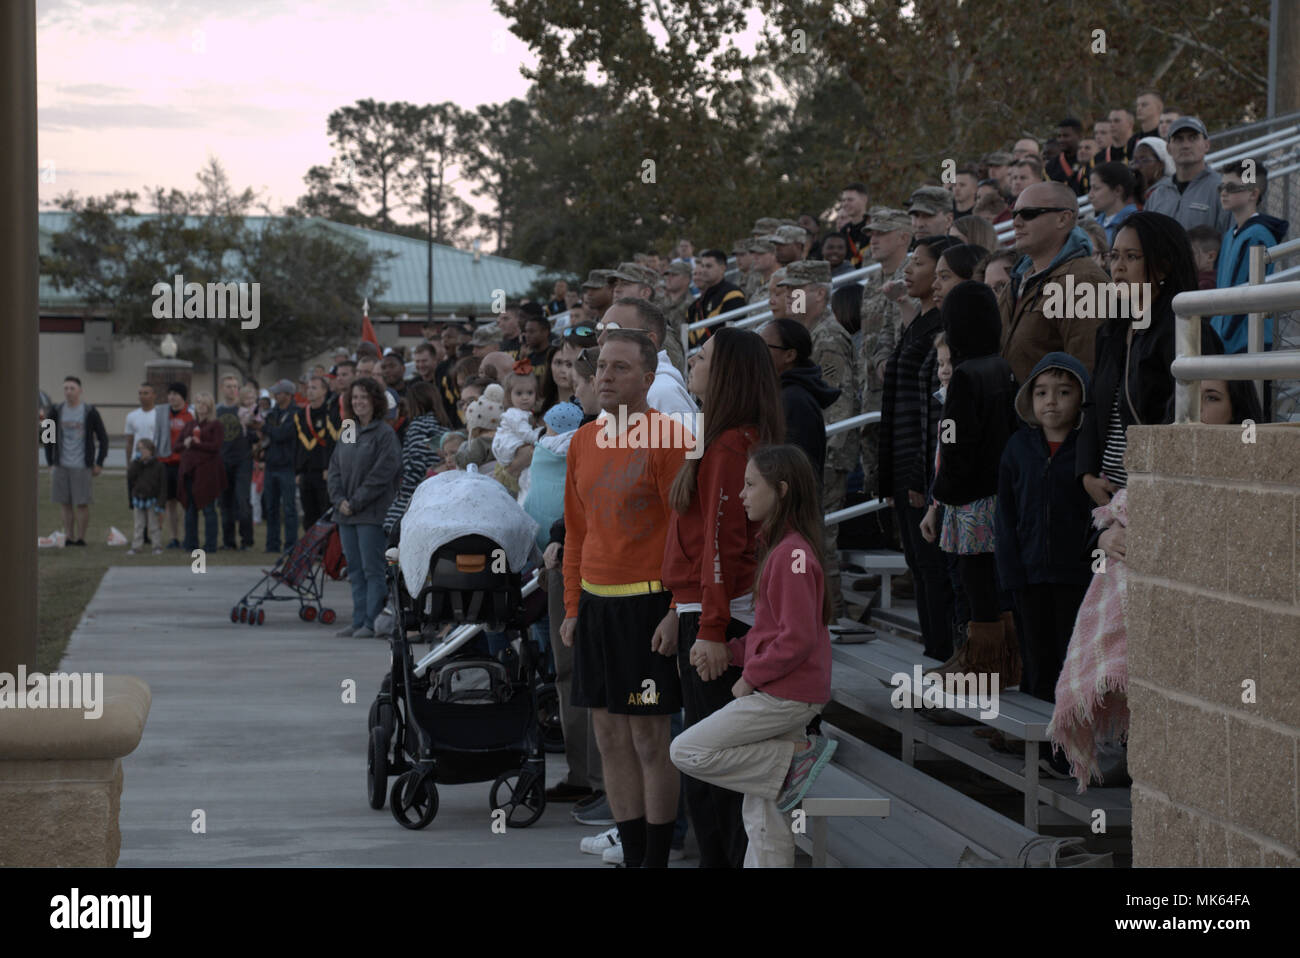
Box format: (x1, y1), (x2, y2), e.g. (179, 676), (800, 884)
(826, 411), (880, 435)
(1265, 237), (1300, 264)
(1172, 280), (1300, 422)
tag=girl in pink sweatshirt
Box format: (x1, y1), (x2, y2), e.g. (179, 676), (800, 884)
(669, 444), (837, 867)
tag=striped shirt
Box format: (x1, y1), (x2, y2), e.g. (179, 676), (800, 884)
(1101, 395), (1128, 488)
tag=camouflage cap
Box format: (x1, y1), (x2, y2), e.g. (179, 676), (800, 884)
(769, 267), (788, 286)
(866, 207), (913, 232)
(732, 238), (751, 254)
(907, 185), (955, 216)
(664, 261), (692, 277)
(470, 322), (502, 347)
(772, 224), (809, 245)
(984, 150), (1016, 167)
(610, 262), (659, 288)
(582, 268), (614, 289)
(752, 217), (781, 235)
(776, 260), (833, 287)
(747, 237), (776, 254)
(778, 218), (802, 228)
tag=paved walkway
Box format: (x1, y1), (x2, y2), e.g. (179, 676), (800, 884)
(62, 567), (612, 867)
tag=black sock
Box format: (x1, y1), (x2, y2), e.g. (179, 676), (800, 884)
(616, 817), (647, 868)
(642, 820), (676, 868)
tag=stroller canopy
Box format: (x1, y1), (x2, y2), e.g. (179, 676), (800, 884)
(399, 469), (540, 596)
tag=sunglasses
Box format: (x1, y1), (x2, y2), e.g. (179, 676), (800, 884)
(1217, 182), (1255, 194)
(563, 324), (597, 339)
(1013, 206), (1072, 222)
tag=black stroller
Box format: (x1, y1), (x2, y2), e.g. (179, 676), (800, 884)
(366, 530), (550, 830)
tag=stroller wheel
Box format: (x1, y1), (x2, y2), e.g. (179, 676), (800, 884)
(239, 606), (248, 622)
(320, 608), (336, 625)
(247, 609), (257, 626)
(537, 684), (565, 754)
(490, 769), (546, 828)
(257, 609), (266, 626)
(367, 726), (389, 810)
(391, 771), (438, 829)
(230, 606), (240, 623)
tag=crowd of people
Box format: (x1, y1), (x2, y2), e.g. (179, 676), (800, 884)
(38, 87), (1285, 866)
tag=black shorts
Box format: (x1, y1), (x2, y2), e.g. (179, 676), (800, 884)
(571, 589), (681, 715)
(165, 462), (181, 501)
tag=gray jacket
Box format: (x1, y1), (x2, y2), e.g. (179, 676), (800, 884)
(1143, 167), (1233, 234)
(327, 418), (402, 526)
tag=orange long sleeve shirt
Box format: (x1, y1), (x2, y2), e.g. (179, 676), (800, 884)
(563, 411), (689, 618)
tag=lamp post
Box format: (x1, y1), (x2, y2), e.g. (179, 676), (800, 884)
(423, 154), (435, 325)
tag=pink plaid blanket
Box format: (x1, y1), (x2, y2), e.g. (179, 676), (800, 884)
(1048, 488), (1130, 792)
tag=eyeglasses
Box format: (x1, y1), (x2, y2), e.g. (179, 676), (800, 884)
(1105, 250), (1145, 265)
(1217, 182), (1255, 194)
(1012, 207), (1072, 222)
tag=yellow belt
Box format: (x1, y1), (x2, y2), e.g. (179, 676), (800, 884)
(581, 579), (664, 597)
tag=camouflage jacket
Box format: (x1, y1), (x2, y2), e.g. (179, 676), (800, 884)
(810, 307), (860, 471)
(858, 261), (911, 410)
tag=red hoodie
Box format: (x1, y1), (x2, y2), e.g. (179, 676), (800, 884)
(726, 529), (832, 704)
(661, 426), (760, 644)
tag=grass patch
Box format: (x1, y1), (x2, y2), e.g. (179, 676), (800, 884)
(37, 466), (290, 669)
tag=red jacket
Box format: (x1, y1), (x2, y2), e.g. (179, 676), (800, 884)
(661, 426), (760, 644)
(727, 530), (832, 704)
(178, 419), (228, 509)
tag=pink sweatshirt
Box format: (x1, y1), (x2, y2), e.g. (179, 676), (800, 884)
(727, 529), (832, 704)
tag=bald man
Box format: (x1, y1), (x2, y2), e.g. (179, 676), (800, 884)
(998, 181), (1108, 382)
(478, 350), (517, 384)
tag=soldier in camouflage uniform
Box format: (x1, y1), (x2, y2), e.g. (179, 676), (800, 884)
(659, 260), (693, 375)
(780, 259), (859, 620)
(746, 237), (779, 304)
(856, 208), (915, 497)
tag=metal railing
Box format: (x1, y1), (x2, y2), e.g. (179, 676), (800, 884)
(1172, 280), (1300, 423)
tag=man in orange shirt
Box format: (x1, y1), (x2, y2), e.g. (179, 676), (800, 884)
(560, 329), (690, 868)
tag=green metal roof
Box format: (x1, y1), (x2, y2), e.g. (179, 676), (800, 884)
(37, 212), (547, 316)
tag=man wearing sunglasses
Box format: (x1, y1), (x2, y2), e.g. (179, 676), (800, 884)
(999, 181), (1109, 384)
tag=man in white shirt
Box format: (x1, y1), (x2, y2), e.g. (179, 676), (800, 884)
(596, 297), (698, 435)
(124, 382), (161, 531)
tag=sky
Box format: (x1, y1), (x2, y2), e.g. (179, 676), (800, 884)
(36, 0), (541, 223)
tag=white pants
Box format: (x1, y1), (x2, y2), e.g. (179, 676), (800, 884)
(670, 691), (822, 867)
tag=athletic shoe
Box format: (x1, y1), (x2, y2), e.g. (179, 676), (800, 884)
(166, 539), (182, 550)
(602, 842), (684, 865)
(69, 539), (86, 547)
(352, 627), (375, 638)
(547, 782), (594, 803)
(335, 626), (356, 637)
(572, 790), (604, 812)
(152, 548), (163, 555)
(125, 549), (137, 556)
(1038, 751), (1074, 780)
(572, 793), (614, 826)
(580, 826), (620, 856)
(775, 735), (838, 812)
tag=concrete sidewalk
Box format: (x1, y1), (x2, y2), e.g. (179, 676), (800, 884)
(60, 567), (609, 867)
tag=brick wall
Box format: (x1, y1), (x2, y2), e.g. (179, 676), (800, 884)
(1125, 423), (1299, 866)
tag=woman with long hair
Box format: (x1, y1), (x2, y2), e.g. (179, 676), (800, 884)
(931, 242), (989, 310)
(759, 318), (838, 480)
(878, 235), (959, 660)
(383, 380), (448, 535)
(329, 376), (402, 637)
(669, 443), (836, 868)
(178, 391), (226, 552)
(949, 215), (999, 254)
(658, 326), (784, 868)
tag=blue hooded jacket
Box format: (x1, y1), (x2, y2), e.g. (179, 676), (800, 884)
(1211, 212), (1289, 353)
(994, 352), (1096, 591)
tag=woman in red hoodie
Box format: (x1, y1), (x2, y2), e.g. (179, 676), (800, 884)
(669, 444), (837, 867)
(658, 326), (783, 868)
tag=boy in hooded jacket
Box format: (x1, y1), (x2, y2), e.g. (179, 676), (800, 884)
(994, 352), (1096, 708)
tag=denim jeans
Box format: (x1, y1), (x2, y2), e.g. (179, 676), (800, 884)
(338, 522), (387, 629)
(264, 468), (298, 552)
(219, 457), (253, 548)
(183, 475), (218, 551)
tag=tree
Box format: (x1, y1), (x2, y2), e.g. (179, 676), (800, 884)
(400, 102), (477, 246)
(43, 165), (391, 381)
(323, 98), (424, 231)
(461, 98), (535, 254)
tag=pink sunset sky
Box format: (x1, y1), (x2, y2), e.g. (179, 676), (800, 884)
(36, 0), (542, 236)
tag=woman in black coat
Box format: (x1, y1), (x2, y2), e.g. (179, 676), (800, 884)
(759, 319), (839, 481)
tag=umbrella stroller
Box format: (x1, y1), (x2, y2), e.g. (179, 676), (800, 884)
(366, 469), (549, 830)
(231, 508), (342, 626)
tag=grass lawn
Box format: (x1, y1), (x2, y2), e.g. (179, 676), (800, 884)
(36, 466), (292, 670)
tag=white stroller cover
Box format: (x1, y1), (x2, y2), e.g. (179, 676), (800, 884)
(398, 468), (540, 597)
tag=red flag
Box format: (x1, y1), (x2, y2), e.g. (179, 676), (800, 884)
(361, 297), (379, 347)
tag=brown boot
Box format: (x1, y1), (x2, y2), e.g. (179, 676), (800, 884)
(932, 620), (1021, 689)
(999, 611), (1024, 688)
